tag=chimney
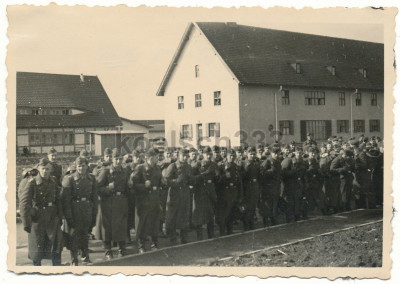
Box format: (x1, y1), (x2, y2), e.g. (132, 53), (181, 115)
(80, 73), (84, 82)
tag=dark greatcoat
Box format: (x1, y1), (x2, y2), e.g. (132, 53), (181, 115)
(95, 165), (129, 242)
(320, 154), (340, 209)
(305, 158), (325, 212)
(192, 159), (218, 226)
(242, 159), (261, 229)
(18, 174), (63, 262)
(131, 163), (163, 240)
(49, 161), (63, 186)
(259, 156), (281, 222)
(330, 155), (355, 210)
(164, 160), (192, 231)
(61, 171), (98, 251)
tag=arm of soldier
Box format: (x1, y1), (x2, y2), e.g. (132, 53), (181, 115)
(330, 157), (344, 174)
(18, 179), (34, 230)
(61, 175), (75, 228)
(90, 175), (98, 227)
(164, 163), (178, 186)
(96, 168), (112, 196)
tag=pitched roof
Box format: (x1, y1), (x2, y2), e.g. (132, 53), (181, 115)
(157, 22), (383, 96)
(129, 120), (165, 128)
(17, 72), (122, 128)
(120, 117), (152, 128)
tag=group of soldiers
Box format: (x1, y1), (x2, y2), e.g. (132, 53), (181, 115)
(18, 132), (384, 266)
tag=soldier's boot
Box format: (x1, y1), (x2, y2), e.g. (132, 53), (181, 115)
(180, 229), (188, 244)
(33, 259), (42, 266)
(207, 221), (214, 239)
(218, 223), (226, 236)
(137, 238), (145, 254)
(81, 249), (91, 264)
(196, 225), (203, 240)
(150, 239), (159, 251)
(118, 241), (127, 256)
(262, 217), (268, 227)
(71, 251), (79, 266)
(52, 253), (62, 266)
(105, 250), (113, 260)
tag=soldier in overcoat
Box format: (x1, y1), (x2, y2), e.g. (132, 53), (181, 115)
(61, 157), (98, 265)
(131, 149), (163, 253)
(163, 148), (193, 244)
(96, 148), (129, 259)
(259, 145), (281, 226)
(217, 149), (243, 235)
(192, 146), (218, 240)
(242, 147), (261, 231)
(330, 149), (355, 211)
(18, 158), (63, 266)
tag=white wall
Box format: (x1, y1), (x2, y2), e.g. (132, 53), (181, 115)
(163, 25), (241, 148)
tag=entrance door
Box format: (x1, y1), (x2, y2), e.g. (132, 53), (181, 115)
(300, 120), (332, 141)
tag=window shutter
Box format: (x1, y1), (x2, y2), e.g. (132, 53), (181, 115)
(289, 121), (294, 135)
(300, 121), (306, 142)
(205, 123), (209, 137)
(189, 124), (193, 138)
(325, 120), (332, 139)
(279, 121), (283, 133)
(216, 123), (220, 137)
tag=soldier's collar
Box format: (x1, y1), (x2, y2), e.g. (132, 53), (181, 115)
(34, 174), (45, 185)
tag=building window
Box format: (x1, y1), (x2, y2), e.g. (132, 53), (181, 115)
(195, 65), (199, 78)
(178, 96), (184, 109)
(279, 120), (294, 135)
(195, 93), (202, 107)
(196, 123), (203, 142)
(214, 91), (221, 106)
(338, 92), (346, 106)
(282, 90), (290, 105)
(296, 63), (301, 74)
(208, 123), (220, 137)
(17, 108), (30, 115)
(337, 120), (349, 133)
(64, 133), (74, 145)
(353, 120), (365, 133)
(52, 133), (63, 145)
(180, 124), (192, 139)
(355, 93), (362, 106)
(369, 120), (380, 132)
(29, 133), (41, 146)
(371, 93), (377, 106)
(304, 91), (325, 105)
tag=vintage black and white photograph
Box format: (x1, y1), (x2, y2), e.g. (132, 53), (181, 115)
(6, 4), (395, 278)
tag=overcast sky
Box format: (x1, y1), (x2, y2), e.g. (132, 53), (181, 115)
(7, 5), (385, 120)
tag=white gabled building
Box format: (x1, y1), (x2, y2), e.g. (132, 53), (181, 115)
(157, 22), (384, 147)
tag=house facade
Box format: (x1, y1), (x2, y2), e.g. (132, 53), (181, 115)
(16, 72), (122, 154)
(157, 22), (384, 147)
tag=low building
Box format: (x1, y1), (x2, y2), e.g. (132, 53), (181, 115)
(156, 22), (383, 147)
(16, 71), (122, 154)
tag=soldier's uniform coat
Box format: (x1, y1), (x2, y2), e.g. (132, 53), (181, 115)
(48, 161), (62, 186)
(18, 174), (63, 263)
(330, 155), (355, 211)
(95, 165), (129, 242)
(61, 171), (98, 253)
(242, 159), (261, 230)
(163, 160), (192, 234)
(320, 153), (340, 210)
(259, 156), (281, 224)
(131, 163), (163, 240)
(305, 157), (326, 213)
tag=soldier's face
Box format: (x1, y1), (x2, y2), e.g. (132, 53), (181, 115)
(76, 163), (87, 175)
(178, 153), (186, 162)
(189, 152), (197, 160)
(271, 152), (278, 159)
(47, 153), (56, 162)
(112, 157), (122, 167)
(227, 154), (235, 162)
(204, 153), (212, 161)
(327, 144), (332, 150)
(38, 164), (51, 179)
(320, 147), (326, 153)
(104, 154), (111, 162)
(247, 152), (255, 160)
(221, 150), (227, 157)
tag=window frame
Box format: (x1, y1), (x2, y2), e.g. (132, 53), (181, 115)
(304, 91), (326, 106)
(353, 120), (365, 133)
(355, 93), (362, 106)
(195, 93), (202, 108)
(282, 90), (290, 105)
(214, 91), (221, 106)
(369, 120), (380, 132)
(371, 93), (377, 106)
(178, 96), (184, 110)
(208, 122), (220, 137)
(338, 92), (346, 106)
(337, 120), (349, 133)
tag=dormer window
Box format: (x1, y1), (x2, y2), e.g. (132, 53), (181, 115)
(327, 66), (336, 76)
(290, 63), (301, 74)
(358, 68), (367, 78)
(195, 65), (200, 78)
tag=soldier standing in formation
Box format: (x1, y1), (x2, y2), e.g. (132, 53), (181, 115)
(61, 156), (98, 265)
(131, 149), (162, 253)
(47, 148), (62, 186)
(19, 158), (63, 266)
(96, 148), (129, 259)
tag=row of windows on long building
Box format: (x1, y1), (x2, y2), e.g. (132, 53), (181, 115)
(179, 119), (381, 139)
(177, 90), (378, 109)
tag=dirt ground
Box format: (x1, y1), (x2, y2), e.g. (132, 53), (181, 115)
(212, 222), (382, 267)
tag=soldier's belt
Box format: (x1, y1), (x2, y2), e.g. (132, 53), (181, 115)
(207, 180), (213, 184)
(152, 186), (158, 191)
(36, 202), (54, 209)
(189, 185), (194, 189)
(250, 179), (257, 183)
(73, 197), (88, 203)
(113, 192), (126, 196)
